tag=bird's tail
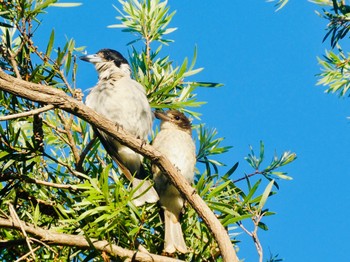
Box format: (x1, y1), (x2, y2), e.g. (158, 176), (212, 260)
(132, 176), (159, 206)
(109, 151), (159, 206)
(163, 209), (188, 254)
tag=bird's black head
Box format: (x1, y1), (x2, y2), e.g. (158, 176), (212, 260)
(80, 48), (129, 67)
(97, 49), (129, 67)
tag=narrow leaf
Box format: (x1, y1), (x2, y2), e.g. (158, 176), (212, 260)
(258, 179), (274, 212)
(46, 29), (55, 57)
(50, 3), (82, 7)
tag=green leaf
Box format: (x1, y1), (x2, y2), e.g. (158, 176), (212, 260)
(33, 204), (40, 226)
(2, 159), (15, 171)
(46, 29), (55, 57)
(32, 0), (57, 14)
(207, 181), (232, 198)
(258, 221), (269, 231)
(267, 0), (289, 11)
(222, 214), (253, 226)
(0, 151), (10, 159)
(0, 22), (13, 28)
(207, 201), (240, 217)
(194, 82), (223, 88)
(243, 179), (261, 205)
(270, 171), (293, 180)
(222, 162), (239, 180)
(332, 0), (339, 13)
(259, 141), (265, 164)
(258, 179), (275, 212)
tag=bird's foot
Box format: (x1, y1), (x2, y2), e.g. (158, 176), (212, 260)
(115, 123), (123, 132)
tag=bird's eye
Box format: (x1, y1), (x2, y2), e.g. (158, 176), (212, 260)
(174, 115), (180, 120)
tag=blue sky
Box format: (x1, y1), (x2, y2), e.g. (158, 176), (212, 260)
(38, 1), (350, 261)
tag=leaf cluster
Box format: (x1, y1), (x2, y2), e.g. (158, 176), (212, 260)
(109, 0), (176, 45)
(315, 0), (350, 48)
(316, 46), (350, 96)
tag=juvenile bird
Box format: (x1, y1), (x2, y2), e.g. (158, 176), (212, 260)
(152, 110), (196, 254)
(80, 49), (159, 206)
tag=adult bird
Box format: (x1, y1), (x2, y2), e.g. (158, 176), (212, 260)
(80, 48), (159, 206)
(152, 110), (196, 254)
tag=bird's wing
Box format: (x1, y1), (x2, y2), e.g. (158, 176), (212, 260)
(95, 129), (134, 181)
(95, 129), (159, 206)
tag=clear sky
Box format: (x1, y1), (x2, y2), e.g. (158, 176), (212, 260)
(37, 1), (350, 261)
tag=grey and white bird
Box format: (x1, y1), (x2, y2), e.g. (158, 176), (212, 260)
(80, 48), (159, 206)
(152, 110), (196, 254)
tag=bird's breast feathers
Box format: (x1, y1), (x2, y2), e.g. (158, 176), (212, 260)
(152, 129), (196, 181)
(85, 76), (152, 139)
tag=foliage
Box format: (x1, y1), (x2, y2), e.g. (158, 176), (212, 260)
(272, 1), (350, 97)
(310, 0), (350, 96)
(266, 0), (289, 11)
(0, 0), (296, 261)
(316, 46), (350, 96)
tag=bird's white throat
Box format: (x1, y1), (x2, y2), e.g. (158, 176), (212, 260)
(95, 62), (131, 81)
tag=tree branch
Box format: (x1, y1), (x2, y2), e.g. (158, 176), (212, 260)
(0, 104), (54, 121)
(8, 204), (36, 260)
(0, 70), (239, 262)
(0, 217), (183, 262)
(24, 176), (78, 191)
(233, 170), (261, 183)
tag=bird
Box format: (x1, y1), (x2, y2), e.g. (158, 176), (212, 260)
(80, 48), (159, 206)
(152, 110), (196, 254)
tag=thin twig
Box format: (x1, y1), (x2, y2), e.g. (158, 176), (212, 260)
(42, 117), (73, 147)
(145, 34), (153, 82)
(1, 171), (76, 191)
(42, 118), (68, 134)
(238, 214), (264, 262)
(42, 152), (88, 180)
(252, 214), (264, 262)
(14, 246), (40, 262)
(24, 177), (78, 190)
(237, 222), (252, 237)
(0, 209), (10, 219)
(29, 237), (58, 256)
(6, 48), (21, 79)
(16, 23), (74, 94)
(233, 170), (261, 183)
(59, 69), (74, 95)
(0, 104), (54, 121)
(8, 204), (36, 261)
(76, 136), (97, 172)
(58, 111), (81, 163)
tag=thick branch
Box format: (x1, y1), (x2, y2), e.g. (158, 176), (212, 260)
(0, 217), (182, 262)
(0, 70), (239, 262)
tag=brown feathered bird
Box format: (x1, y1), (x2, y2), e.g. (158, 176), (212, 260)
(152, 110), (196, 253)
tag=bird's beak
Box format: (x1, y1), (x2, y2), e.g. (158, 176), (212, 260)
(79, 54), (103, 64)
(154, 111), (169, 121)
